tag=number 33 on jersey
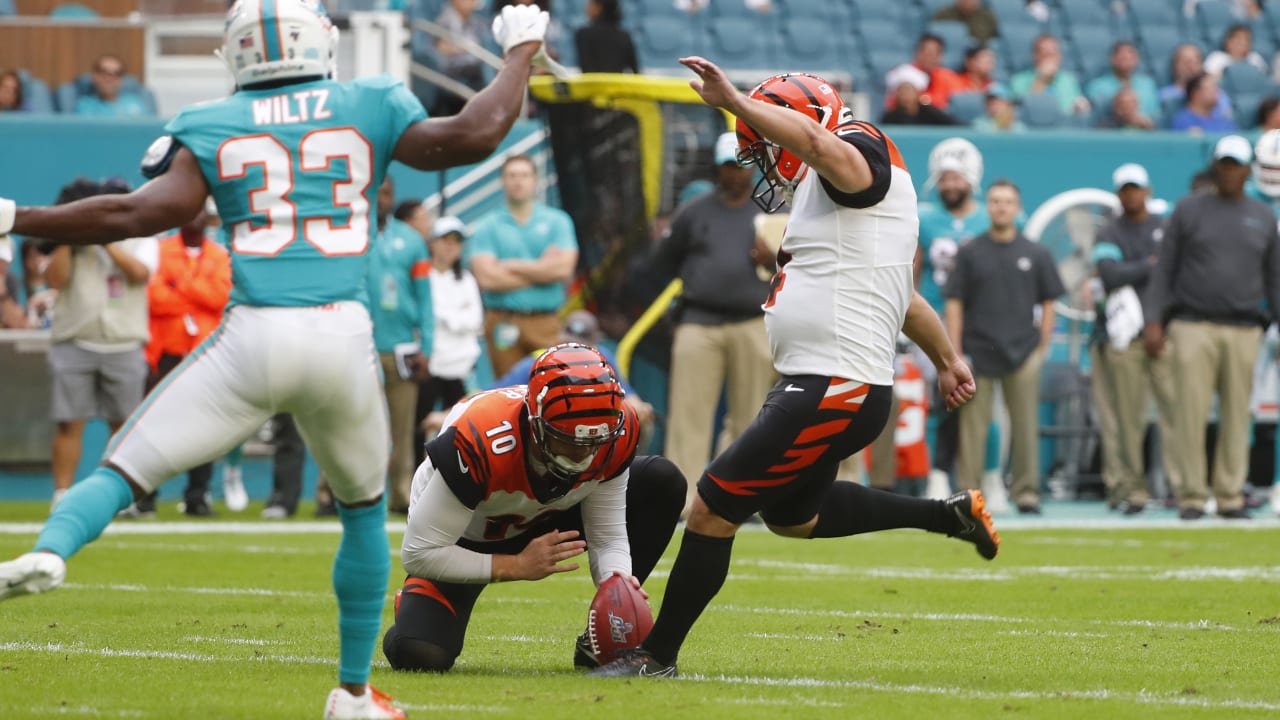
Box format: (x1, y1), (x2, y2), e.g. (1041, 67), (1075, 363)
(144, 74), (427, 308)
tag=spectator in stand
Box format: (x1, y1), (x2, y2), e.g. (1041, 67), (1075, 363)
(1086, 41), (1161, 122)
(1009, 34), (1089, 116)
(957, 45), (996, 94)
(21, 239), (56, 329)
(972, 84), (1025, 132)
(881, 65), (956, 125)
(434, 0), (489, 117)
(44, 178), (157, 510)
(468, 154), (579, 378)
(931, 0), (999, 44)
(1257, 97), (1280, 131)
(0, 70), (24, 113)
(73, 55), (151, 118)
(1169, 73), (1237, 133)
(394, 200), (434, 244)
(1144, 136), (1279, 520)
(1097, 87), (1157, 130)
(413, 216), (484, 469)
(366, 176), (435, 515)
(1203, 24), (1269, 79)
(909, 33), (967, 111)
(944, 180), (1064, 515)
(1160, 44), (1233, 117)
(133, 205), (233, 518)
(574, 0), (638, 74)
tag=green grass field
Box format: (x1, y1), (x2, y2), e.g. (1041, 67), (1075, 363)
(1, 500), (1278, 719)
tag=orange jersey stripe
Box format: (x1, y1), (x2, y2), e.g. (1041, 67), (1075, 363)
(410, 260), (433, 279)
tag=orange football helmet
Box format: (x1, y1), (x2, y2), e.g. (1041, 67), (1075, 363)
(525, 343), (627, 484)
(736, 72), (852, 212)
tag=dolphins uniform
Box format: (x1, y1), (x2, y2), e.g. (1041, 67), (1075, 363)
(917, 202), (990, 316)
(105, 75), (427, 501)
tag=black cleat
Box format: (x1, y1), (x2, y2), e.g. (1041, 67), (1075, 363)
(573, 631), (598, 669)
(588, 647), (677, 678)
(945, 490), (1000, 560)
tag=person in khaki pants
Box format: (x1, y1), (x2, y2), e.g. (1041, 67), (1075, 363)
(1089, 163), (1179, 514)
(655, 133), (776, 513)
(945, 180), (1064, 513)
(1144, 136), (1280, 520)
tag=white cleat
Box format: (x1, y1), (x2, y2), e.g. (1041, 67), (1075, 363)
(0, 552), (67, 602)
(925, 469), (952, 500)
(323, 686), (406, 720)
(980, 471), (1011, 514)
(222, 465), (249, 512)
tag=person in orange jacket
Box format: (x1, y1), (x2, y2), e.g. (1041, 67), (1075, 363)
(132, 204), (232, 517)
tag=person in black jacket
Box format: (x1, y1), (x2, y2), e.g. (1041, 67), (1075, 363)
(574, 0), (639, 73)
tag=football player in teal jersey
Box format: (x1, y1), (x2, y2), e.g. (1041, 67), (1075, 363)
(0, 1), (553, 717)
(1252, 130), (1280, 516)
(915, 138), (1006, 508)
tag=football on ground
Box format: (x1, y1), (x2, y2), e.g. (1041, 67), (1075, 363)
(588, 574), (653, 664)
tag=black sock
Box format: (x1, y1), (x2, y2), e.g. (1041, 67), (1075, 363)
(642, 529), (734, 666)
(808, 482), (951, 538)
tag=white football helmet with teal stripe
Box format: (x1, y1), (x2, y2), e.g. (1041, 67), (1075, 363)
(221, 0), (337, 89)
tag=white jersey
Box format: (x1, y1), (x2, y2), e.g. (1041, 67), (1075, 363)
(764, 121), (917, 386)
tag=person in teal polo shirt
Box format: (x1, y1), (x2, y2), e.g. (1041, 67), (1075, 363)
(467, 153), (578, 376)
(364, 176), (435, 514)
(73, 55), (152, 118)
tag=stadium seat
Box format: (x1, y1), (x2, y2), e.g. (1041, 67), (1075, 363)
(1001, 24), (1041, 74)
(707, 16), (772, 70)
(48, 2), (97, 18)
(947, 90), (985, 124)
(1194, 0), (1238, 47)
(987, 0), (1032, 23)
(17, 70), (54, 113)
(55, 74), (158, 114)
(1020, 91), (1066, 127)
(1126, 0), (1181, 33)
(1057, 0), (1113, 39)
(857, 19), (913, 57)
(1232, 91), (1263, 129)
(1137, 25), (1187, 82)
(925, 21), (969, 66)
(635, 15), (697, 69)
(851, 0), (922, 36)
(865, 49), (906, 91)
(1222, 60), (1270, 95)
(780, 0), (849, 23)
(780, 17), (843, 73)
(917, 0), (952, 16)
(0, 0), (13, 15)
(630, 0), (682, 18)
(1069, 33), (1116, 84)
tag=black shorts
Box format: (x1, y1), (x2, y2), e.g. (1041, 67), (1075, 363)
(696, 374), (893, 526)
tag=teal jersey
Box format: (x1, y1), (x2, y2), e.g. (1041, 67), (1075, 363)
(466, 203), (578, 312)
(1247, 181), (1280, 220)
(366, 217), (435, 354)
(917, 202), (990, 315)
(167, 74), (427, 307)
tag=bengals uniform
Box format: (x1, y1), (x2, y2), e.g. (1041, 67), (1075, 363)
(700, 113), (915, 526)
(384, 384), (684, 673)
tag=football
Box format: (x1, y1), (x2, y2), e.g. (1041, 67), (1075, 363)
(587, 574), (654, 664)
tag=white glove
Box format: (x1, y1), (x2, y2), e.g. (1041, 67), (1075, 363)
(491, 4), (549, 56)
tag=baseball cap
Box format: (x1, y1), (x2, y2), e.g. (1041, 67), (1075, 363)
(714, 132), (740, 166)
(1112, 163), (1150, 190)
(884, 64), (930, 93)
(1214, 135), (1253, 164)
(561, 310), (602, 345)
(432, 215), (467, 239)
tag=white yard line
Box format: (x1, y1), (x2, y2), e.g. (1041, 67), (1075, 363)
(4, 641), (1275, 713)
(686, 673), (1280, 713)
(21, 707), (144, 718)
(716, 604), (1247, 632)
